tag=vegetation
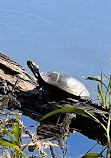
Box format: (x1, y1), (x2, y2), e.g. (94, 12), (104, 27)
(0, 110), (49, 158)
(0, 111), (27, 158)
(40, 66), (111, 158)
(0, 62), (111, 158)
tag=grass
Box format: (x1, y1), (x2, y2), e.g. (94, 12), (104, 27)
(0, 62), (111, 158)
(40, 65), (111, 158)
(0, 112), (27, 158)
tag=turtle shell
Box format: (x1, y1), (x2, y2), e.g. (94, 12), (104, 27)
(40, 72), (90, 97)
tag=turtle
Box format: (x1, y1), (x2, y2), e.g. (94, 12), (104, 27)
(27, 61), (90, 99)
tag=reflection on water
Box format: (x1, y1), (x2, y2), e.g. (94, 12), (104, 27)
(0, 0), (110, 157)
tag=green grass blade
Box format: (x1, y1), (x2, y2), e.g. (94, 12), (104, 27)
(40, 107), (91, 121)
(105, 82), (110, 107)
(15, 115), (20, 120)
(40, 107), (107, 131)
(8, 132), (16, 145)
(87, 77), (107, 89)
(97, 83), (105, 106)
(83, 153), (103, 158)
(0, 139), (27, 158)
(14, 116), (22, 147)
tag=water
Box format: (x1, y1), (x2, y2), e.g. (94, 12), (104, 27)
(0, 0), (110, 157)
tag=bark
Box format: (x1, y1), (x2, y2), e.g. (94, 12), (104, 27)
(0, 51), (108, 145)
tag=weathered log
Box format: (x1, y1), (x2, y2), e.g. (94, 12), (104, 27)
(0, 51), (108, 145)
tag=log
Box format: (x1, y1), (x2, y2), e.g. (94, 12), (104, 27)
(0, 51), (108, 145)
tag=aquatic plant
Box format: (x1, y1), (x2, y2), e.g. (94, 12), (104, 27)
(40, 64), (111, 158)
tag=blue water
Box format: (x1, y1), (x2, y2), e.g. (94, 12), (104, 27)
(0, 0), (110, 157)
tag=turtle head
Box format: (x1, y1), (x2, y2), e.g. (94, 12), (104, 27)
(27, 61), (40, 78)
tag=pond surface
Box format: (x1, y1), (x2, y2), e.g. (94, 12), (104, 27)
(0, 0), (111, 157)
